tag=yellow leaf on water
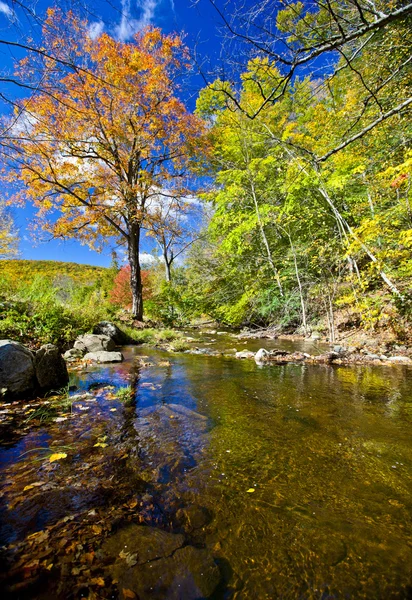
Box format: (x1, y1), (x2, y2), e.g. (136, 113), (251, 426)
(246, 488), (255, 493)
(49, 452), (67, 463)
(94, 443), (108, 448)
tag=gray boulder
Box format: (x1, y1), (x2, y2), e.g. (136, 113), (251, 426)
(83, 351), (123, 363)
(73, 333), (116, 354)
(92, 321), (129, 345)
(0, 340), (36, 398)
(35, 344), (69, 392)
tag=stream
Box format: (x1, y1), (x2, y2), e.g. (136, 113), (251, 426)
(1, 335), (412, 599)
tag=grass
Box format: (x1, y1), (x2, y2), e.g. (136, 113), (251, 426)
(169, 339), (191, 352)
(115, 386), (135, 405)
(24, 387), (74, 423)
(122, 327), (183, 345)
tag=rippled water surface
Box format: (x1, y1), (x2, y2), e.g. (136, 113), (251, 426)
(1, 342), (412, 599)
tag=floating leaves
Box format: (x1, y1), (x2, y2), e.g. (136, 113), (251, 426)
(246, 488), (255, 493)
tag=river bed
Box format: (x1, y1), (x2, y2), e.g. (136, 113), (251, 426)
(1, 340), (412, 599)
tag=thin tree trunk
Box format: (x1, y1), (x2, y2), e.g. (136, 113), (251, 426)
(288, 234), (307, 334)
(128, 224), (143, 320)
(248, 175), (284, 296)
(164, 252), (172, 282)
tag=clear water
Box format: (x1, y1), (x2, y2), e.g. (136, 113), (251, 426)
(1, 344), (412, 599)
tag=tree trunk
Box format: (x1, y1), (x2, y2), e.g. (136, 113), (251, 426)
(128, 224), (144, 320)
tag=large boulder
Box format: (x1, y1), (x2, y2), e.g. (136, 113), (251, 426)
(0, 340), (36, 398)
(73, 333), (116, 354)
(83, 351), (123, 363)
(35, 344), (69, 392)
(92, 321), (129, 345)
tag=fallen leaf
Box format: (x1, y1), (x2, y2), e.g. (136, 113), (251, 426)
(123, 589), (136, 599)
(49, 453), (67, 463)
(93, 443), (108, 448)
(246, 488), (255, 493)
(92, 524), (102, 535)
(23, 482), (45, 492)
(91, 577), (105, 587)
(110, 408), (117, 412)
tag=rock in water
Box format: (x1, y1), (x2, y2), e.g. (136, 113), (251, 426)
(388, 356), (412, 365)
(0, 340), (36, 398)
(83, 351), (123, 363)
(92, 321), (129, 345)
(255, 348), (270, 364)
(35, 344), (69, 392)
(73, 333), (116, 354)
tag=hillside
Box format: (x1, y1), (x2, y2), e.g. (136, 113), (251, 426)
(0, 259), (110, 286)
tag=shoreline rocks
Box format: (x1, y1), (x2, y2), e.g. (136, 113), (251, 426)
(245, 347), (412, 367)
(0, 340), (69, 400)
(65, 328), (125, 364)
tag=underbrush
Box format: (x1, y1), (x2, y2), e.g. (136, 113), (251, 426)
(0, 273), (116, 349)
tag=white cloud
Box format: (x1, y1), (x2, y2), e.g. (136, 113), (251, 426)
(0, 1), (12, 17)
(0, 1), (17, 24)
(140, 252), (158, 265)
(88, 21), (105, 40)
(116, 0), (159, 42)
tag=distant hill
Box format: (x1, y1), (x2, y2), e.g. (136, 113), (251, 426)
(0, 259), (110, 286)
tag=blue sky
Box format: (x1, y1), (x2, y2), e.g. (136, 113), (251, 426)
(0, 0), (224, 266)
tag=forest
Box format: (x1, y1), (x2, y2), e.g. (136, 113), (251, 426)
(0, 1), (410, 345)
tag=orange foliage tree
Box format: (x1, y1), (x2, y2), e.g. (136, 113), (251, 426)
(4, 10), (207, 319)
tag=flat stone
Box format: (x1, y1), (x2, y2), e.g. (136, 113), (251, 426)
(83, 351), (123, 363)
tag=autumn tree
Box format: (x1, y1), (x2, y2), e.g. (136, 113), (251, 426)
(204, 0), (412, 160)
(3, 10), (207, 319)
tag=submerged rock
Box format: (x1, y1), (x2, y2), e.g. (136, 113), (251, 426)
(83, 351), (123, 363)
(103, 524), (220, 597)
(102, 524), (184, 564)
(73, 333), (116, 354)
(35, 344), (69, 392)
(0, 339), (36, 398)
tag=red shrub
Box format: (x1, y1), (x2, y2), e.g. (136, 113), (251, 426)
(109, 265), (152, 308)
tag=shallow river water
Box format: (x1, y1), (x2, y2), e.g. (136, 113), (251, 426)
(1, 339), (412, 599)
